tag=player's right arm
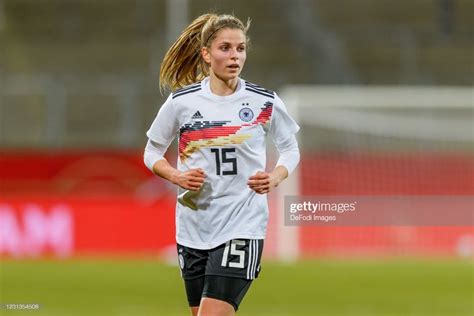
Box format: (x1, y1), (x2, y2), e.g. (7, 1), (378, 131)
(146, 143), (205, 191)
(144, 94), (206, 191)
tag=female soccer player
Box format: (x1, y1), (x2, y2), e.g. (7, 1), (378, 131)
(144, 13), (300, 316)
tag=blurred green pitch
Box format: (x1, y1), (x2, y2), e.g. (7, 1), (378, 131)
(0, 258), (472, 316)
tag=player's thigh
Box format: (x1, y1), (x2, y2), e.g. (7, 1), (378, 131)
(177, 244), (208, 308)
(201, 275), (253, 312)
(191, 306), (199, 316)
(198, 297), (235, 316)
(203, 239), (264, 311)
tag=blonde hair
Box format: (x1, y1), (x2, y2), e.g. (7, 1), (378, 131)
(159, 13), (251, 92)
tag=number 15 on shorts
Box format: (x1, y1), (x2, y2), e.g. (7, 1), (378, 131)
(221, 240), (246, 268)
(220, 239), (263, 280)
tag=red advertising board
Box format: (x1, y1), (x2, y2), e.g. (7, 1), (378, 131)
(0, 151), (177, 258)
(1, 151), (473, 258)
(0, 197), (175, 258)
(299, 153), (474, 257)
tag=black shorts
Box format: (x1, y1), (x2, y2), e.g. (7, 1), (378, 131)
(177, 239), (264, 310)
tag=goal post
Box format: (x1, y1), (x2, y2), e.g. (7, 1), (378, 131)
(270, 85), (473, 261)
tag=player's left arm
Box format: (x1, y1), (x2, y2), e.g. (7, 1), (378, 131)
(248, 134), (300, 194)
(247, 166), (287, 194)
(248, 93), (300, 194)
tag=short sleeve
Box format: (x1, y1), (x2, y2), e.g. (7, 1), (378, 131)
(146, 94), (179, 148)
(268, 93), (300, 146)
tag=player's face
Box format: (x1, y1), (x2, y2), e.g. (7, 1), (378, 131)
(202, 28), (247, 82)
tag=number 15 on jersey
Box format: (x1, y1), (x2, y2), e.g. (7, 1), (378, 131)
(210, 148), (237, 175)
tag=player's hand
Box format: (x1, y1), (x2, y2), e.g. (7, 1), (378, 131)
(247, 171), (280, 194)
(173, 168), (206, 191)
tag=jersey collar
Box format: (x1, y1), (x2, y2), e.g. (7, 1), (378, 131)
(202, 77), (245, 103)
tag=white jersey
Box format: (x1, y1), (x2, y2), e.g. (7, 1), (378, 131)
(146, 77), (299, 249)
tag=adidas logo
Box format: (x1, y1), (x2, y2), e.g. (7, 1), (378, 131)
(192, 111), (203, 119)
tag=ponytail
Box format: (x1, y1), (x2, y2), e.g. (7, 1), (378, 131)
(159, 13), (251, 93)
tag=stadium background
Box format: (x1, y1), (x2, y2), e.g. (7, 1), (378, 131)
(0, 0), (472, 315)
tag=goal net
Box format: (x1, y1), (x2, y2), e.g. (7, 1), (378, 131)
(267, 86), (474, 260)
